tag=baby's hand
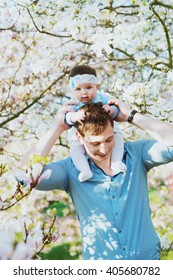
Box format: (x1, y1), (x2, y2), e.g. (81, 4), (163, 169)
(71, 110), (86, 123)
(103, 104), (114, 116)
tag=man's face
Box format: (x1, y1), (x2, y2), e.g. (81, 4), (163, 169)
(73, 83), (99, 104)
(77, 122), (115, 165)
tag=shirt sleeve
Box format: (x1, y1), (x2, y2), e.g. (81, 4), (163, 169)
(36, 160), (69, 192)
(95, 92), (119, 118)
(141, 140), (173, 171)
(111, 105), (119, 118)
(65, 112), (75, 125)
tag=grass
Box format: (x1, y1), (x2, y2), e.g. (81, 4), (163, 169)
(39, 240), (82, 260)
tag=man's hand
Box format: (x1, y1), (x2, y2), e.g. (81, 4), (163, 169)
(56, 100), (78, 131)
(102, 104), (115, 116)
(107, 99), (131, 122)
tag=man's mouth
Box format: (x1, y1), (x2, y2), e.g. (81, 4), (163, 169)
(97, 153), (107, 158)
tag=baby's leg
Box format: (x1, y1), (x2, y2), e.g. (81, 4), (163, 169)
(70, 141), (93, 182)
(111, 133), (127, 175)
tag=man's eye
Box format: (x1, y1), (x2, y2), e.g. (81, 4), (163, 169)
(92, 143), (99, 146)
(106, 138), (113, 142)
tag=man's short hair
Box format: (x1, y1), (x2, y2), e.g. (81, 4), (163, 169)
(76, 102), (114, 137)
(69, 65), (97, 78)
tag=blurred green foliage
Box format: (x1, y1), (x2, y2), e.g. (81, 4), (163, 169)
(43, 201), (70, 217)
(40, 240), (82, 260)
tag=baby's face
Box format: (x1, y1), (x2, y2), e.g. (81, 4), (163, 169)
(73, 83), (99, 103)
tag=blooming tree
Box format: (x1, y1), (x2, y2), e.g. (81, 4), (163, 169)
(0, 0), (173, 259)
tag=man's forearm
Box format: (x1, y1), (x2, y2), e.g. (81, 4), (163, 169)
(132, 113), (173, 146)
(20, 122), (64, 167)
(108, 99), (173, 146)
(20, 101), (73, 168)
(17, 102), (73, 185)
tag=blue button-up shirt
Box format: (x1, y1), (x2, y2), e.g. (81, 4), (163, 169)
(37, 140), (173, 260)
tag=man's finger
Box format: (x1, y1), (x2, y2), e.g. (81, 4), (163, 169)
(64, 100), (78, 106)
(107, 98), (119, 105)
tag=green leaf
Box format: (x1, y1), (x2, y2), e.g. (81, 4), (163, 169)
(15, 232), (24, 243)
(31, 154), (49, 165)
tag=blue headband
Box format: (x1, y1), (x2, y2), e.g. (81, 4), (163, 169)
(69, 74), (99, 89)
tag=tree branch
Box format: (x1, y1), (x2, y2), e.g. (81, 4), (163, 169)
(0, 7), (20, 32)
(151, 1), (173, 10)
(150, 3), (173, 69)
(101, 4), (139, 11)
(0, 72), (68, 128)
(0, 185), (32, 211)
(26, 7), (70, 39)
(1, 38), (35, 113)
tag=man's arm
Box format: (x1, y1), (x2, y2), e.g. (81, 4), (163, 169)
(19, 102), (76, 183)
(108, 99), (173, 146)
(131, 113), (173, 147)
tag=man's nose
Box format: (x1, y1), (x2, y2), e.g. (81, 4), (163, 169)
(99, 143), (107, 154)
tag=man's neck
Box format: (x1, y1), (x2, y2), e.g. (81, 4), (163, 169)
(92, 157), (114, 176)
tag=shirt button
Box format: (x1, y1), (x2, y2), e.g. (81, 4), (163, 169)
(112, 195), (115, 199)
(115, 212), (118, 216)
(123, 247), (126, 251)
(118, 229), (122, 233)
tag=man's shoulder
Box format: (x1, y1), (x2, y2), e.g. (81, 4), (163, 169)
(50, 157), (74, 173)
(124, 140), (155, 154)
(125, 139), (147, 146)
(55, 156), (73, 167)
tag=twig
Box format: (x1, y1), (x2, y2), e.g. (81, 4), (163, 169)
(0, 72), (68, 128)
(150, 3), (173, 69)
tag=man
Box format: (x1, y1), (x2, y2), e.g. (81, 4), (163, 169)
(20, 99), (173, 260)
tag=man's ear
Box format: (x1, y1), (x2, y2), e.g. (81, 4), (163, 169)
(76, 131), (84, 145)
(96, 84), (100, 89)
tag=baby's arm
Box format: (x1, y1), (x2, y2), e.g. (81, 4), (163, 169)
(103, 104), (119, 119)
(98, 92), (119, 118)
